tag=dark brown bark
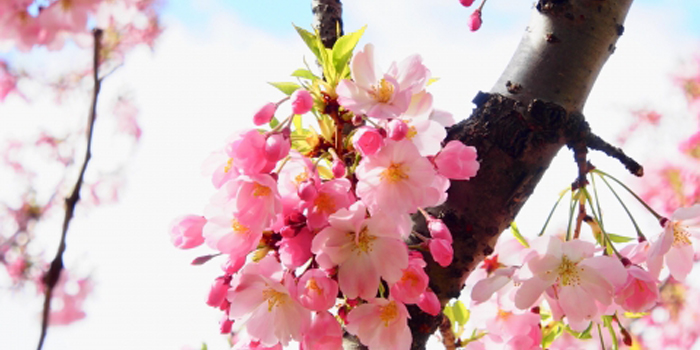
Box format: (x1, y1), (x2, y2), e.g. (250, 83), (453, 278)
(312, 0), (343, 49)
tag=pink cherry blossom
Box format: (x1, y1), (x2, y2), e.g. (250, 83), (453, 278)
(346, 298), (412, 350)
(276, 151), (319, 200)
(647, 204), (700, 281)
(356, 140), (442, 215)
(221, 174), (282, 229)
(301, 311), (343, 350)
(202, 211), (262, 258)
(390, 252), (429, 304)
(227, 256), (310, 346)
(427, 217), (452, 242)
(48, 271), (92, 326)
(514, 238), (626, 325)
(169, 215), (206, 249)
(614, 265), (659, 313)
(434, 141), (480, 180)
(291, 89), (313, 115)
(352, 126), (385, 157)
(304, 178), (355, 230)
(387, 53), (431, 95)
(226, 129), (276, 175)
(336, 44), (415, 119)
(311, 201), (409, 299)
(254, 102), (277, 126)
(295, 269), (338, 311)
(201, 149), (240, 189)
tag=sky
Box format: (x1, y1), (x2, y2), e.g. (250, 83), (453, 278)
(1, 1), (700, 349)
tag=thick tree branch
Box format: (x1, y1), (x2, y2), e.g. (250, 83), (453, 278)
(36, 28), (103, 350)
(408, 0), (635, 348)
(312, 0), (343, 49)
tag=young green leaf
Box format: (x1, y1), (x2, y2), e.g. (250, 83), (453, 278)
(510, 222), (530, 248)
(452, 300), (470, 326)
(607, 233), (634, 243)
(332, 26), (366, 78)
(291, 68), (318, 80)
(269, 82), (301, 96)
(293, 25), (321, 60)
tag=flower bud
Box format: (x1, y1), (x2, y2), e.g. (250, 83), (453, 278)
(352, 114), (364, 126)
(386, 119), (408, 141)
(428, 218), (452, 243)
(469, 9), (482, 32)
(332, 159), (346, 178)
(417, 290), (440, 316)
(264, 133), (290, 162)
(169, 215), (206, 249)
(429, 238), (454, 267)
(460, 0), (475, 6)
(298, 180), (318, 202)
(352, 126), (385, 157)
(206, 276), (230, 308)
(291, 89), (314, 115)
(253, 102), (277, 126)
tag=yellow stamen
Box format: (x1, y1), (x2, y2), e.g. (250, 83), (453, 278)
(350, 226), (376, 254)
(231, 219), (249, 234)
(294, 171), (309, 185)
(314, 193), (336, 214)
(672, 221), (692, 247)
(253, 182), (272, 197)
(380, 162), (409, 183)
(224, 158), (234, 173)
(370, 79), (395, 103)
(306, 278), (323, 295)
(262, 288), (287, 311)
(400, 271), (420, 286)
(406, 125), (418, 140)
(556, 255), (581, 287)
(379, 301), (399, 327)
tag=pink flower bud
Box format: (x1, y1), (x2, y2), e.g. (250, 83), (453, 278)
(280, 225), (297, 238)
(207, 276), (230, 308)
(386, 119), (408, 141)
(459, 0), (475, 6)
(469, 9), (482, 32)
(298, 180), (318, 202)
(291, 89), (314, 115)
(429, 238), (454, 267)
(219, 316), (234, 334)
(332, 159), (346, 178)
(417, 290), (441, 316)
(434, 140), (480, 180)
(428, 218), (452, 243)
(352, 126), (385, 157)
(169, 215), (206, 249)
(253, 102), (277, 126)
(264, 133), (290, 162)
(297, 269), (339, 311)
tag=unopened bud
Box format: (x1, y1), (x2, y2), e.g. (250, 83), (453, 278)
(469, 9), (482, 32)
(291, 89), (313, 115)
(253, 102), (277, 126)
(332, 159), (346, 178)
(386, 119), (408, 141)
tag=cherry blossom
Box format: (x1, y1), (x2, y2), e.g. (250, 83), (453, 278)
(346, 298), (412, 350)
(647, 204), (700, 281)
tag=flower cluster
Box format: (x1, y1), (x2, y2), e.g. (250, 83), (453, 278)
(170, 27), (479, 349)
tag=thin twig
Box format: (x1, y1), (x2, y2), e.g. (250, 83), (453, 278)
(36, 28), (103, 350)
(586, 132), (643, 177)
(439, 313), (458, 350)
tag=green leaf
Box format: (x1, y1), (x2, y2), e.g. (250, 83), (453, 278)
(293, 24), (321, 60)
(269, 82), (301, 96)
(566, 323), (593, 339)
(200, 343), (208, 350)
(603, 315), (619, 350)
(291, 68), (318, 80)
(510, 222), (530, 248)
(607, 233), (634, 243)
(269, 117), (280, 129)
(331, 26), (366, 78)
(452, 300), (470, 326)
(443, 304), (455, 329)
(542, 323), (564, 348)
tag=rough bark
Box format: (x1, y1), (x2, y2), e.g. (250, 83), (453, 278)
(312, 0), (343, 49)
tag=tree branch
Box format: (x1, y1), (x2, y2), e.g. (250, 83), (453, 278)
(36, 28), (103, 350)
(312, 0), (343, 48)
(407, 0), (635, 348)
